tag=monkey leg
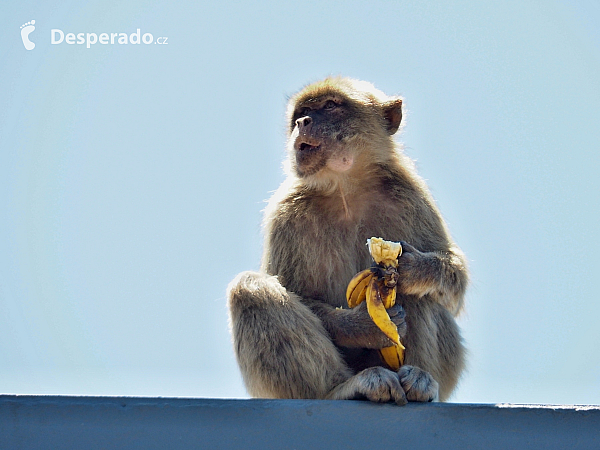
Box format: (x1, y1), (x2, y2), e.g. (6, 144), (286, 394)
(227, 271), (407, 405)
(227, 271), (353, 399)
(402, 297), (465, 402)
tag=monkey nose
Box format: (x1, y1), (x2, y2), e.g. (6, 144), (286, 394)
(296, 116), (312, 128)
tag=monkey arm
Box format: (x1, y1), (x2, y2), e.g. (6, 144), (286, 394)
(303, 298), (406, 349)
(396, 243), (468, 315)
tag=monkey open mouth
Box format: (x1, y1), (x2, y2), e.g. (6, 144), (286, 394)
(295, 136), (323, 153)
(299, 142), (321, 153)
(295, 139), (326, 174)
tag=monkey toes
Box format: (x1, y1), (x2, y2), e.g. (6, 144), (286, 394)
(355, 367), (408, 406)
(398, 365), (439, 402)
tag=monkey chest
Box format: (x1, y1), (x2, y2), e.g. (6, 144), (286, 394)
(271, 216), (368, 306)
(269, 194), (407, 306)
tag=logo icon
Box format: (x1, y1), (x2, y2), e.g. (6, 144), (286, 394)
(20, 20), (36, 50)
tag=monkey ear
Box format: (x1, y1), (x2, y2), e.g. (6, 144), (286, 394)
(382, 98), (403, 135)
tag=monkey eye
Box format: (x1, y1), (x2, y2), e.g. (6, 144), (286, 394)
(299, 107), (311, 116)
(323, 100), (337, 110)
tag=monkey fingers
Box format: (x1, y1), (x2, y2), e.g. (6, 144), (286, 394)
(386, 304), (407, 338)
(386, 304), (405, 321)
(348, 302), (399, 349)
(398, 241), (419, 254)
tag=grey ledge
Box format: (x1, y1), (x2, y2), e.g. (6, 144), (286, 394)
(1, 395), (599, 449)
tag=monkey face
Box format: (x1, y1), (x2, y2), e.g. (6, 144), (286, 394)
(289, 97), (356, 177)
(286, 78), (404, 180)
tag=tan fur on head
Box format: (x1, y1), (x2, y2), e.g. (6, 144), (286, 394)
(284, 77), (404, 193)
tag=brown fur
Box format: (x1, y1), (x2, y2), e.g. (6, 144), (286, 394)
(227, 77), (467, 403)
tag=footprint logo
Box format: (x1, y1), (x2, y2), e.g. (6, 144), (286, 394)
(20, 20), (36, 50)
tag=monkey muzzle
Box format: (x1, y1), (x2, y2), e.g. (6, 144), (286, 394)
(293, 135), (328, 176)
(294, 130), (322, 153)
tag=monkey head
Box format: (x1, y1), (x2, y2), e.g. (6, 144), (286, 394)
(285, 77), (403, 182)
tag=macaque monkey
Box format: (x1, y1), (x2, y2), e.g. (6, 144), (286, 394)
(227, 77), (467, 404)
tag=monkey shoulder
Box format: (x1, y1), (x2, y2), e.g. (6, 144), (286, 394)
(374, 161), (454, 251)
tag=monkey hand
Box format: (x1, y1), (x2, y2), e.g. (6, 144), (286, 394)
(348, 301), (406, 349)
(396, 241), (468, 312)
(386, 304), (407, 338)
(346, 238), (408, 370)
(395, 241), (433, 296)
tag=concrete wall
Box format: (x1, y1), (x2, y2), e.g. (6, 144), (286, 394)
(1, 395), (599, 449)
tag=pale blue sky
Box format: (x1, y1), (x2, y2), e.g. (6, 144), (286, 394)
(1, 0), (599, 404)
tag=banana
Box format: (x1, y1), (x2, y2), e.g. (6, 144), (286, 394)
(346, 269), (374, 308)
(380, 345), (404, 370)
(365, 276), (399, 345)
(381, 284), (396, 309)
(367, 237), (402, 267)
(345, 237), (405, 371)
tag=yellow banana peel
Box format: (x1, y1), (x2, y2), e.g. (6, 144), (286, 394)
(345, 269), (373, 308)
(345, 237), (405, 370)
